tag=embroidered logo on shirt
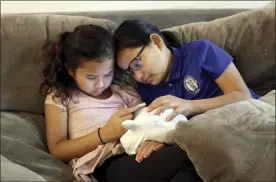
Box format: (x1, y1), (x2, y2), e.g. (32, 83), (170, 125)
(184, 75), (200, 94)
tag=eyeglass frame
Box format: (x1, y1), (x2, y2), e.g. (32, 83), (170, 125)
(126, 45), (146, 73)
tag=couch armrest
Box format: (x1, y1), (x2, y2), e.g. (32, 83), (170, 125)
(1, 155), (47, 181)
(1, 111), (74, 181)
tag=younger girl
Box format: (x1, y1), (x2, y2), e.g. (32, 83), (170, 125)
(40, 24), (201, 182)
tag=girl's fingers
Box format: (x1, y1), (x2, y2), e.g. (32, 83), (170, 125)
(144, 143), (157, 159)
(136, 142), (149, 163)
(154, 143), (164, 151)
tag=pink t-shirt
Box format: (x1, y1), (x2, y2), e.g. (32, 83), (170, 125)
(45, 84), (141, 180)
(45, 84), (141, 139)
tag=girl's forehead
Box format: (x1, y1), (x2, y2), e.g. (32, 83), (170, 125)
(78, 60), (114, 73)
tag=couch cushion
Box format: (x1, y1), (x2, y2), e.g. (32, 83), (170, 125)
(167, 94), (275, 182)
(1, 155), (47, 181)
(60, 9), (248, 30)
(0, 111), (75, 181)
(162, 7), (275, 96)
(1, 14), (116, 114)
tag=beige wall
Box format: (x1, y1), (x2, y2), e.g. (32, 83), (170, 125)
(1, 1), (271, 14)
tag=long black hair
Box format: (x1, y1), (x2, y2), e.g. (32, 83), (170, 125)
(113, 20), (169, 51)
(40, 24), (114, 106)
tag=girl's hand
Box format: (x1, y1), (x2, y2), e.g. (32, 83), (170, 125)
(135, 140), (165, 163)
(147, 95), (195, 121)
(103, 107), (139, 139)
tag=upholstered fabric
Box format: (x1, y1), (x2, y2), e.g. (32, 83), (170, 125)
(1, 111), (75, 181)
(1, 155), (47, 181)
(54, 9), (248, 30)
(168, 92), (275, 182)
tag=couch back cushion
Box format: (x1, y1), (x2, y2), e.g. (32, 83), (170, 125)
(1, 14), (116, 114)
(162, 7), (275, 96)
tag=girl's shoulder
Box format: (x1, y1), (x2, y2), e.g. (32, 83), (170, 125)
(45, 90), (68, 110)
(111, 84), (142, 107)
(111, 83), (137, 92)
(179, 39), (219, 53)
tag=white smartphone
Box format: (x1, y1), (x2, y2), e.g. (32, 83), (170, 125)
(136, 102), (146, 109)
(132, 102), (147, 118)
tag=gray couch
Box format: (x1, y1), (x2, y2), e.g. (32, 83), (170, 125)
(1, 5), (275, 181)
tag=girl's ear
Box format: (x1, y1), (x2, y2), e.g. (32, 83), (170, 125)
(149, 33), (166, 50)
(68, 69), (74, 77)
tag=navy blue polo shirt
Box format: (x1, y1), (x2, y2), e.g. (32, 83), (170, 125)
(137, 40), (260, 106)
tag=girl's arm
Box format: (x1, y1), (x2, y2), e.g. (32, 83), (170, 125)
(148, 62), (252, 120)
(189, 62), (252, 115)
(45, 104), (136, 162)
(45, 104), (109, 162)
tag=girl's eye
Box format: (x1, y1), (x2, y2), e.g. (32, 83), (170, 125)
(87, 77), (96, 80)
(105, 72), (113, 77)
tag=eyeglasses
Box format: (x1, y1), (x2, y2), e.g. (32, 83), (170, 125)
(127, 45), (146, 72)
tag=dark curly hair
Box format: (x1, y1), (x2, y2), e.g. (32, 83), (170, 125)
(40, 24), (114, 106)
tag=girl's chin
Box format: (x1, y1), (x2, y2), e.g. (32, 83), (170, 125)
(148, 77), (160, 85)
(91, 90), (104, 96)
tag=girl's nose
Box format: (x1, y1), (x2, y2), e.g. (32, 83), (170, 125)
(133, 70), (144, 82)
(96, 77), (104, 88)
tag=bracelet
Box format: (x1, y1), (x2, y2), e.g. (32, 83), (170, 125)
(97, 128), (106, 144)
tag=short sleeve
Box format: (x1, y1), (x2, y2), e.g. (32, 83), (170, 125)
(45, 91), (67, 110)
(111, 84), (142, 107)
(199, 40), (233, 80)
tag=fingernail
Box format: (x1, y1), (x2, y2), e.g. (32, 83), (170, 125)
(144, 155), (147, 158)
